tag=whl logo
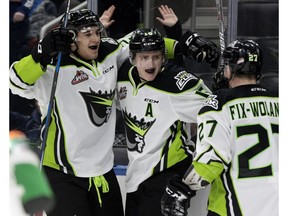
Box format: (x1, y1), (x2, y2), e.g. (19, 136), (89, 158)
(71, 70), (89, 85)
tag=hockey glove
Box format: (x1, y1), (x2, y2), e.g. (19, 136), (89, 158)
(205, 41), (220, 68)
(161, 176), (196, 216)
(180, 31), (220, 66)
(212, 66), (229, 91)
(31, 27), (76, 67)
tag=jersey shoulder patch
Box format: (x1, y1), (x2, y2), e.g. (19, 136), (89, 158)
(101, 37), (118, 45)
(150, 64), (200, 93)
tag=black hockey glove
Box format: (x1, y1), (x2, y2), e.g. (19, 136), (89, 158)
(31, 27), (76, 67)
(212, 65), (229, 91)
(180, 31), (220, 67)
(205, 41), (220, 68)
(161, 176), (196, 216)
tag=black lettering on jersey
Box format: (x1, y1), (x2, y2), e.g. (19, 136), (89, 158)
(229, 101), (279, 120)
(103, 65), (114, 74)
(237, 124), (273, 178)
(229, 103), (247, 120)
(198, 123), (204, 141)
(198, 120), (217, 141)
(145, 103), (154, 117)
(144, 98), (159, 103)
(249, 101), (279, 117)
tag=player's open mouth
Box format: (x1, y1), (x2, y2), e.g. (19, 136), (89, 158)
(145, 68), (155, 74)
(89, 45), (98, 50)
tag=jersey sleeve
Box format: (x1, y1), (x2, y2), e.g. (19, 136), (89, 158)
(10, 55), (45, 99)
(116, 32), (131, 68)
(163, 20), (182, 41)
(194, 94), (232, 172)
(171, 79), (211, 123)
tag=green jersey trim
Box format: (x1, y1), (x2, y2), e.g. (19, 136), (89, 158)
(14, 55), (45, 85)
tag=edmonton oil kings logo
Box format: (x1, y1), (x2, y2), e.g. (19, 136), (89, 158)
(123, 110), (156, 153)
(71, 70), (89, 85)
(79, 88), (115, 127)
(174, 71), (197, 90)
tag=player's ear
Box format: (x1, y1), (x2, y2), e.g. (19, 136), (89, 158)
(71, 43), (77, 52)
(224, 65), (232, 79)
(129, 51), (136, 65)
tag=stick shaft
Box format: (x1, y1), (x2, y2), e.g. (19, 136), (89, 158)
(215, 0), (226, 72)
(39, 0), (71, 170)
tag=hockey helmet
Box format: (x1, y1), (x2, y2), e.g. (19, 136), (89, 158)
(129, 28), (165, 63)
(223, 40), (262, 80)
(60, 9), (104, 32)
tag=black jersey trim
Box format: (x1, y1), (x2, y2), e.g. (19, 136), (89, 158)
(50, 99), (75, 175)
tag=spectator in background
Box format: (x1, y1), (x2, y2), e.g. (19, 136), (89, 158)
(57, 0), (82, 15)
(27, 0), (82, 50)
(11, 0), (83, 145)
(98, 0), (144, 39)
(26, 0), (58, 48)
(10, 0), (40, 133)
(10, 0), (37, 65)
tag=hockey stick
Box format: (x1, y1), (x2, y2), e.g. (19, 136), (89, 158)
(34, 2), (71, 216)
(215, 0), (226, 72)
(39, 0), (71, 170)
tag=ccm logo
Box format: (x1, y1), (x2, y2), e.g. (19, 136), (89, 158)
(165, 188), (186, 201)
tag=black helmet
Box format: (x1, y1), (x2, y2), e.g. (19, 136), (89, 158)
(129, 28), (165, 63)
(60, 9), (104, 32)
(212, 39), (262, 91)
(223, 40), (262, 80)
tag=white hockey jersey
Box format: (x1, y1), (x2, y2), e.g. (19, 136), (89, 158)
(194, 85), (279, 216)
(10, 38), (129, 177)
(117, 62), (211, 192)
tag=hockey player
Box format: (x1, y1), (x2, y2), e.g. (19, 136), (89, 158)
(161, 40), (279, 216)
(116, 27), (213, 216)
(9, 5), (190, 215)
(10, 9), (129, 216)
